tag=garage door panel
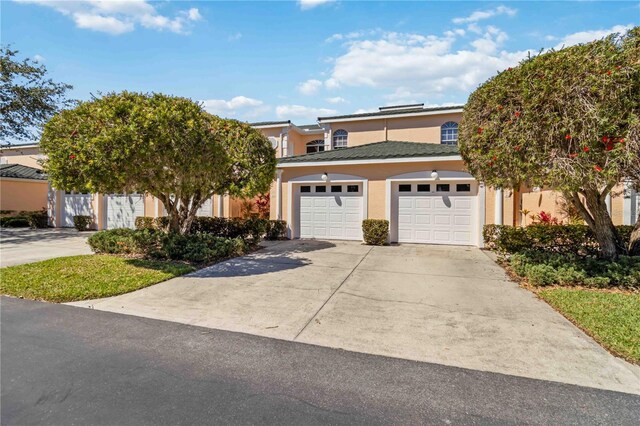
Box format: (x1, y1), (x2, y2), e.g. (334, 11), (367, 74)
(298, 189), (363, 241)
(394, 183), (476, 246)
(106, 194), (144, 229)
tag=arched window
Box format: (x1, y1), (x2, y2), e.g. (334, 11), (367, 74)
(441, 122), (458, 145)
(306, 139), (325, 154)
(332, 129), (348, 149)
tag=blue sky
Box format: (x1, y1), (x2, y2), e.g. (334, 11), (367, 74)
(3, 1), (638, 124)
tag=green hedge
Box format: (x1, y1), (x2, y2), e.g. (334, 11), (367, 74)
(510, 251), (640, 289)
(88, 228), (246, 263)
(0, 209), (48, 229)
(134, 216), (287, 241)
(362, 219), (389, 246)
(73, 215), (92, 231)
(484, 224), (634, 257)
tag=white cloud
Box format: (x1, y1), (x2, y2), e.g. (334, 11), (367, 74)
(276, 105), (337, 120)
(326, 96), (347, 104)
(297, 79), (323, 95)
(228, 32), (242, 42)
(32, 54), (45, 63)
(322, 29), (530, 101)
(201, 96), (269, 119)
(452, 5), (517, 24)
(554, 24), (634, 49)
(14, 0), (202, 35)
(298, 0), (335, 10)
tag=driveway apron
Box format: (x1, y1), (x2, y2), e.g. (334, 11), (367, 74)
(69, 240), (640, 394)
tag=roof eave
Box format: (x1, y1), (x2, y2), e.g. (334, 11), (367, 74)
(317, 108), (464, 123)
(277, 155), (463, 168)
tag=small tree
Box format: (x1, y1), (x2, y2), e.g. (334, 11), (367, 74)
(1, 47), (73, 142)
(459, 28), (639, 259)
(41, 92), (276, 233)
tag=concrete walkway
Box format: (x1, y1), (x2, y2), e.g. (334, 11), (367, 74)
(1, 228), (94, 267)
(69, 240), (640, 394)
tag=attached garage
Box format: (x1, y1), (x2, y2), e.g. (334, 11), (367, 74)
(63, 194), (93, 227)
(392, 181), (478, 245)
(105, 194), (144, 229)
(297, 183), (364, 240)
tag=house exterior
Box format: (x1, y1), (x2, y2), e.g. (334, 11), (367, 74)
(261, 104), (638, 247)
(0, 163), (49, 212)
(1, 104), (637, 240)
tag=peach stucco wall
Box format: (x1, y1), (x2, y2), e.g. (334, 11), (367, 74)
(0, 179), (48, 211)
(273, 159), (469, 223)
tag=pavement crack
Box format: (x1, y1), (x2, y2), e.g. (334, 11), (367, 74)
(292, 246), (374, 341)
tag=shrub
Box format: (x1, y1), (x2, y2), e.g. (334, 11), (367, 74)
(135, 216), (155, 230)
(88, 229), (246, 263)
(484, 224), (633, 257)
(362, 219), (389, 246)
(153, 216), (170, 231)
(73, 215), (93, 231)
(265, 220), (287, 240)
(506, 251), (640, 290)
(0, 216), (30, 227)
(26, 209), (49, 229)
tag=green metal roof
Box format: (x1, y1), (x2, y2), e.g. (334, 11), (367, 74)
(0, 164), (48, 181)
(250, 120), (290, 127)
(278, 141), (460, 164)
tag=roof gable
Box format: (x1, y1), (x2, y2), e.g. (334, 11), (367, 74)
(0, 164), (48, 180)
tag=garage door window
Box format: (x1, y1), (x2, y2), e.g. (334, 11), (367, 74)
(456, 184), (471, 192)
(436, 184), (450, 192)
(399, 184), (412, 192)
(347, 185), (359, 192)
(315, 185), (327, 193)
(417, 184), (430, 192)
(331, 185), (342, 193)
(300, 186), (311, 193)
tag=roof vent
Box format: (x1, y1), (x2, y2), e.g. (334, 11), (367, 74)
(378, 103), (424, 112)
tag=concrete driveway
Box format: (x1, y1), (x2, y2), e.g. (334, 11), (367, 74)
(1, 228), (93, 267)
(70, 240), (640, 394)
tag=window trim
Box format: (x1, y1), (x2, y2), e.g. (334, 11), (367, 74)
(332, 129), (348, 149)
(306, 139), (325, 154)
(440, 121), (459, 146)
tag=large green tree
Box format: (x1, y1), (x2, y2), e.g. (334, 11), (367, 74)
(40, 92), (276, 233)
(1, 47), (73, 142)
(459, 28), (639, 259)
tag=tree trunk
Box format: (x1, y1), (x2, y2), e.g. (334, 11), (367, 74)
(566, 188), (625, 260)
(629, 216), (640, 256)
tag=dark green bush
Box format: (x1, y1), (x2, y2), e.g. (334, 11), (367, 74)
(484, 224), (634, 257)
(265, 220), (287, 240)
(508, 251), (640, 289)
(73, 215), (93, 231)
(0, 216), (30, 227)
(153, 216), (170, 231)
(135, 216), (155, 230)
(25, 208), (49, 229)
(362, 219), (389, 245)
(88, 229), (246, 263)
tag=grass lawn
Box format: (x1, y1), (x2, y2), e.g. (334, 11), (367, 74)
(538, 287), (640, 364)
(1, 255), (195, 303)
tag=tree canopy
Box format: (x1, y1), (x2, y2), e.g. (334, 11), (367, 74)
(40, 92), (276, 233)
(0, 46), (73, 142)
(459, 27), (639, 258)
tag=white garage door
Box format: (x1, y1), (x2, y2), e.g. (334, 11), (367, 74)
(298, 183), (363, 240)
(63, 194), (93, 227)
(196, 198), (213, 217)
(394, 181), (477, 246)
(106, 194), (144, 229)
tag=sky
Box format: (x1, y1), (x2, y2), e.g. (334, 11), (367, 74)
(2, 0), (638, 125)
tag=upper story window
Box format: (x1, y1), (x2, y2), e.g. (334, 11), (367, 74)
(306, 140), (325, 154)
(441, 121), (458, 145)
(332, 129), (348, 149)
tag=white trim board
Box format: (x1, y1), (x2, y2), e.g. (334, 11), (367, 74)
(278, 155), (463, 168)
(318, 108), (463, 124)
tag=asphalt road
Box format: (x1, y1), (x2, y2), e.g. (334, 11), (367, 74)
(2, 297), (639, 425)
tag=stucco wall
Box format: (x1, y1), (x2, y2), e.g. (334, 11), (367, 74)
(0, 147), (43, 169)
(0, 179), (48, 211)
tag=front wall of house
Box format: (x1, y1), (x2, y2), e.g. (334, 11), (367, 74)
(331, 120), (386, 147)
(0, 148), (43, 169)
(0, 179), (48, 211)
(385, 113), (463, 143)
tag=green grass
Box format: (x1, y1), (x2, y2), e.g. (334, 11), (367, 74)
(0, 255), (195, 303)
(538, 288), (640, 364)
